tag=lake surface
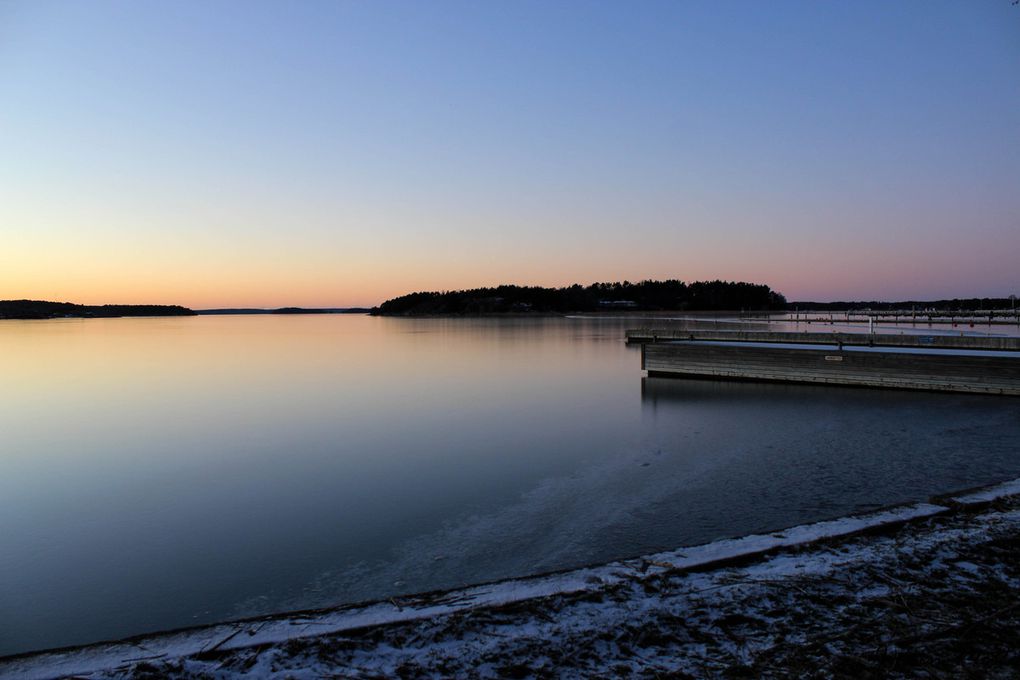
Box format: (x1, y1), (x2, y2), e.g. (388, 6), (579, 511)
(2, 314), (1020, 656)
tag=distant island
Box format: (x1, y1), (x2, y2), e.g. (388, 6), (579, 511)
(196, 308), (371, 315)
(0, 300), (196, 320)
(7, 292), (1011, 321)
(0, 301), (381, 320)
(371, 280), (787, 316)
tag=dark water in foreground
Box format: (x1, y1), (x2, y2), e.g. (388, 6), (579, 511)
(1, 315), (1019, 655)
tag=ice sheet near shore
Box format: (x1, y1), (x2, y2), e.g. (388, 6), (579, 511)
(5, 478), (1020, 679)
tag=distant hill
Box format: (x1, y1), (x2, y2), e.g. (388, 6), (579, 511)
(0, 300), (196, 320)
(372, 280), (787, 316)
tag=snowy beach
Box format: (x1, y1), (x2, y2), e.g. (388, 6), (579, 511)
(5, 478), (1020, 679)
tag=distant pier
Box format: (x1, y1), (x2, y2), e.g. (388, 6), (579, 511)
(631, 330), (1020, 396)
(746, 309), (1020, 327)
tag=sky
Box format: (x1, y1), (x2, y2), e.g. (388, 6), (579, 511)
(1, 1), (1018, 308)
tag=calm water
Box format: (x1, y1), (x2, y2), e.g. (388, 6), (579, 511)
(2, 314), (1019, 655)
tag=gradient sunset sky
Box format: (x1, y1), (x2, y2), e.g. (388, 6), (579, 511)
(2, 1), (1018, 308)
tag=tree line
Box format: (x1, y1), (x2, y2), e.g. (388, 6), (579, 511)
(789, 297), (1019, 312)
(0, 300), (196, 319)
(372, 280), (787, 316)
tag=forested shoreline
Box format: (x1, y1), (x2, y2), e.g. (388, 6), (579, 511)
(372, 280), (786, 316)
(0, 300), (196, 320)
(789, 297), (1018, 311)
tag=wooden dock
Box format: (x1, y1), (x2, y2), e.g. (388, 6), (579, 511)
(633, 330), (1020, 396)
(626, 329), (1020, 351)
(741, 309), (1020, 326)
(738, 311), (1020, 326)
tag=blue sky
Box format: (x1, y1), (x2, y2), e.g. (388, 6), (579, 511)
(1, 1), (1018, 306)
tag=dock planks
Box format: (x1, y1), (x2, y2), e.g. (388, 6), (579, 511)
(634, 331), (1020, 395)
(626, 329), (1020, 351)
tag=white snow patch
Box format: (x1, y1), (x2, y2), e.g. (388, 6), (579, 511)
(949, 477), (1020, 505)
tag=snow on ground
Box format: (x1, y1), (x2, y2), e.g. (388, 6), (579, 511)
(5, 479), (1020, 679)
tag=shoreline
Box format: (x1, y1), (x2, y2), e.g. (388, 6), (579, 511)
(5, 477), (1020, 678)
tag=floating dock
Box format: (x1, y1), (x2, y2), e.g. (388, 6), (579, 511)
(742, 309), (1020, 327)
(626, 329), (1020, 350)
(632, 330), (1020, 395)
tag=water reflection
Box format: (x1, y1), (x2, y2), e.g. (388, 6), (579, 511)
(0, 315), (1018, 656)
